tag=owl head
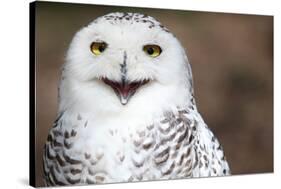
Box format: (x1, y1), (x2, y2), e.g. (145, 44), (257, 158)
(59, 12), (194, 117)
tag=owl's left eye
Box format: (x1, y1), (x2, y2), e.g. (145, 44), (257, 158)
(90, 42), (107, 55)
(143, 44), (162, 58)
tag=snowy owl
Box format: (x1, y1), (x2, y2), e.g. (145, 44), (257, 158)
(43, 12), (230, 186)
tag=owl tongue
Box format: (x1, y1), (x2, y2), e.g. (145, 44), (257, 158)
(102, 78), (149, 105)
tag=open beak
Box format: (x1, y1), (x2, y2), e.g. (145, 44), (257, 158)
(102, 78), (149, 105)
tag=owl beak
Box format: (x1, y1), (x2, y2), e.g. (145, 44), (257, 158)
(102, 78), (149, 105)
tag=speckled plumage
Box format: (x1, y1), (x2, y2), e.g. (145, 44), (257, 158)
(43, 12), (230, 186)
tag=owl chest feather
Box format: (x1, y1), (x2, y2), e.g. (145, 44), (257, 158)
(43, 108), (230, 186)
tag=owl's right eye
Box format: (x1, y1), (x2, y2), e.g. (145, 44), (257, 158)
(90, 42), (107, 55)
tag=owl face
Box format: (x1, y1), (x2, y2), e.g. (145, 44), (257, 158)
(62, 13), (191, 114)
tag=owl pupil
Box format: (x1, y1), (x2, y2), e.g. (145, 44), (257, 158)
(99, 45), (105, 52)
(147, 47), (154, 55)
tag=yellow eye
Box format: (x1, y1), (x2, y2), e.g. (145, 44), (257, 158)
(90, 42), (107, 55)
(143, 44), (162, 58)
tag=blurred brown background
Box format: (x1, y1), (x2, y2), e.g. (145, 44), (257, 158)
(34, 1), (273, 187)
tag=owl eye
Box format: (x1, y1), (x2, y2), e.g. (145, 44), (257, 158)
(143, 44), (162, 58)
(90, 42), (107, 55)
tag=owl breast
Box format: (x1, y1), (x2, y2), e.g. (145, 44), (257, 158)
(43, 108), (201, 185)
(43, 107), (230, 186)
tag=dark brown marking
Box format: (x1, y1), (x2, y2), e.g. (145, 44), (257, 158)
(53, 112), (64, 128)
(155, 146), (170, 158)
(159, 124), (171, 134)
(178, 109), (189, 114)
(53, 130), (63, 137)
(47, 172), (55, 186)
(160, 118), (169, 124)
(178, 154), (184, 165)
(64, 139), (73, 149)
(54, 162), (61, 173)
(56, 154), (66, 167)
(162, 162), (175, 175)
(70, 168), (82, 175)
(161, 131), (176, 144)
(213, 168), (217, 174)
(90, 159), (97, 165)
(119, 154), (125, 162)
(183, 163), (193, 176)
(193, 154), (199, 168)
(71, 129), (77, 137)
(154, 152), (169, 165)
(95, 175), (105, 183)
(132, 158), (144, 167)
(88, 168), (94, 175)
(47, 134), (53, 142)
(133, 139), (141, 147)
(86, 177), (95, 184)
(85, 153), (91, 159)
(199, 161), (203, 168)
(189, 134), (194, 143)
(203, 155), (208, 161)
(53, 139), (63, 147)
(185, 148), (192, 157)
(177, 129), (188, 143)
(175, 142), (181, 150)
(143, 140), (154, 150)
(77, 114), (82, 120)
(185, 159), (192, 167)
(64, 131), (70, 138)
(147, 124), (154, 130)
(46, 145), (56, 160)
(65, 175), (81, 184)
(49, 166), (65, 186)
(176, 122), (185, 132)
(63, 152), (81, 164)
